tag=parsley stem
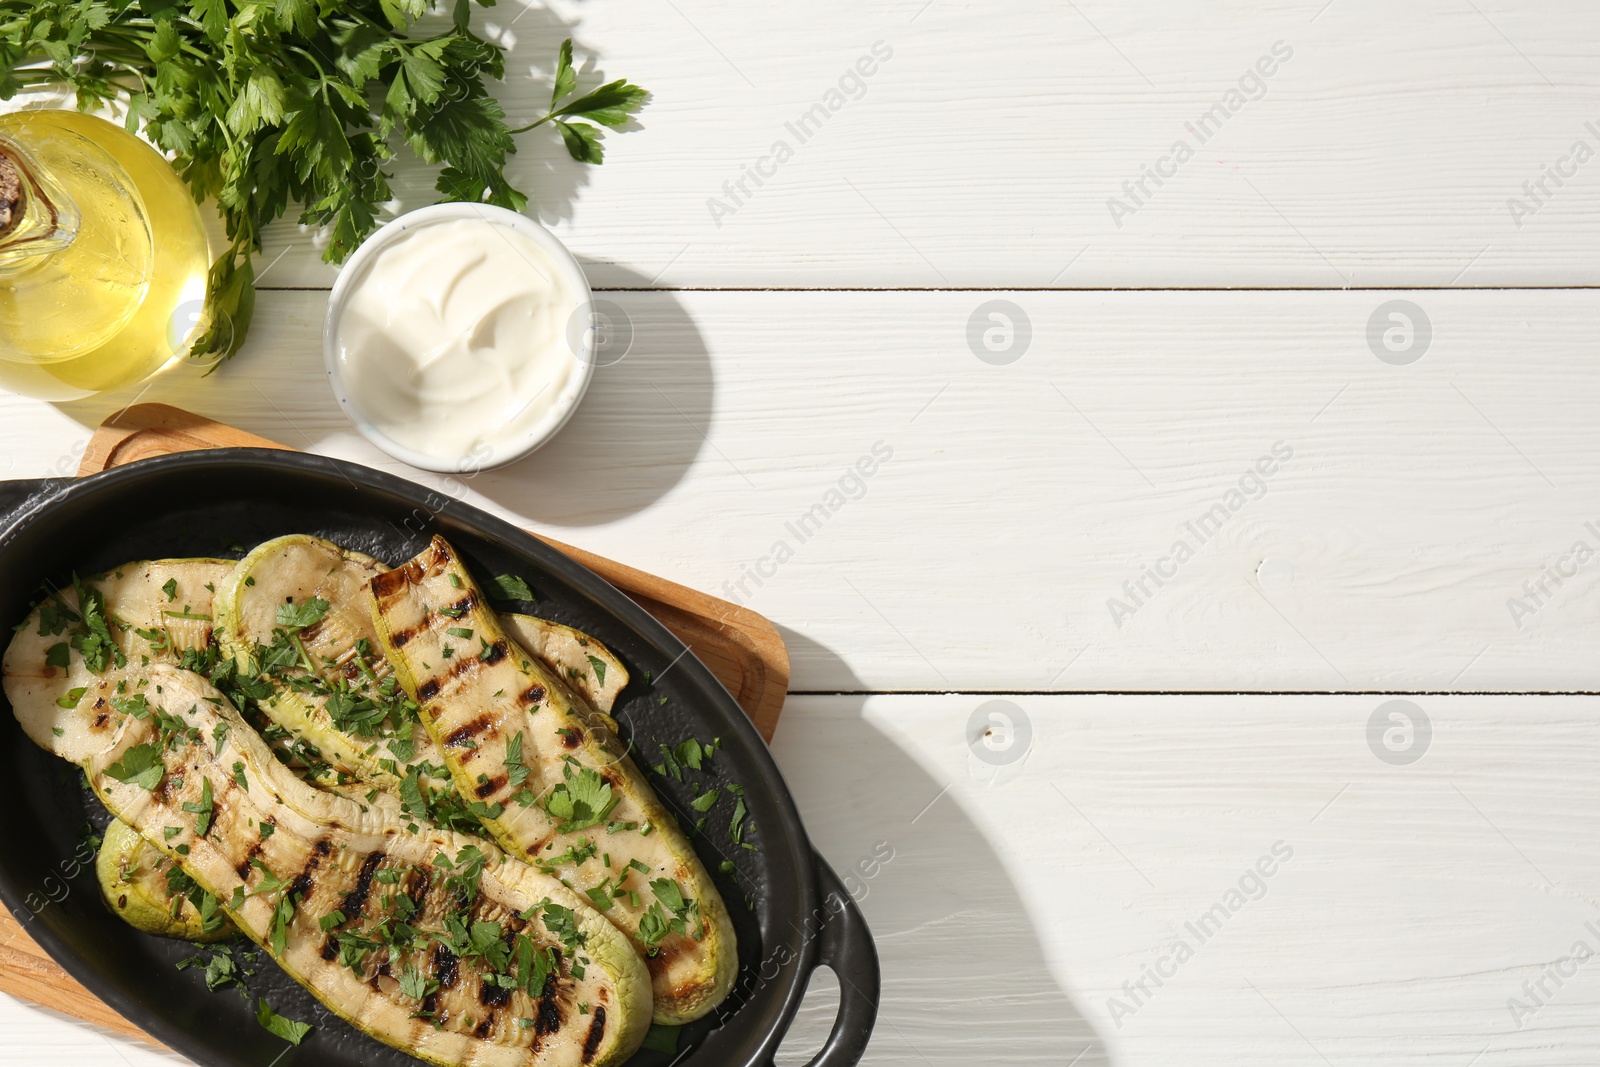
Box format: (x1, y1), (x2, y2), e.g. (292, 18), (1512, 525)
(291, 633), (317, 675)
(506, 114), (555, 135)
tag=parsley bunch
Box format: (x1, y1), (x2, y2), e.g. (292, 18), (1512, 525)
(0, 1), (648, 364)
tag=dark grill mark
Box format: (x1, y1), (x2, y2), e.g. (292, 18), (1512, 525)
(480, 977), (511, 1008)
(449, 594), (475, 615)
(287, 838), (332, 900)
(444, 716), (490, 748)
(432, 943), (460, 990)
(406, 868), (432, 915)
(418, 678), (440, 701)
(370, 564), (420, 600)
(536, 972), (562, 1035)
(339, 852), (386, 921)
(320, 936), (338, 962)
(581, 1007), (607, 1064)
(391, 629), (413, 648)
(370, 961), (392, 992)
(474, 775), (506, 799)
(479, 641), (508, 665)
(474, 1014), (496, 1038)
(93, 712), (108, 728)
(521, 685), (546, 706)
(561, 729), (583, 750)
(236, 850), (260, 879)
(447, 653), (483, 680)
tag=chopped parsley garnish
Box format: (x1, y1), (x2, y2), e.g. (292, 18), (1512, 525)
(399, 962), (438, 1002)
(544, 766), (619, 833)
(275, 597), (331, 630)
(535, 901), (587, 953)
(212, 720), (230, 755)
(106, 743), (165, 789)
(504, 731), (531, 795)
(161, 578), (178, 601)
(642, 1024), (682, 1054)
(69, 581), (125, 674)
(691, 789), (720, 813)
(533, 839), (598, 873)
(255, 999), (312, 1045)
(53, 685), (86, 709)
(446, 627), (474, 640)
(182, 777), (215, 836)
(44, 642), (69, 669)
(586, 656), (607, 686)
(436, 845), (489, 902)
(637, 903), (670, 947)
(233, 762), (250, 792)
(490, 574), (535, 602)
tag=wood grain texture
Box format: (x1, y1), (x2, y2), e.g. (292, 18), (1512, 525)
(6, 288), (1599, 692)
(766, 694), (1600, 1067)
(164, 0), (1600, 290)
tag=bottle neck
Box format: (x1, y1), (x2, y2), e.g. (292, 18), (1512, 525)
(0, 136), (79, 274)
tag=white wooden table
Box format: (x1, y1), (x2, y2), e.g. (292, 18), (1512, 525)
(7, 1), (1600, 1063)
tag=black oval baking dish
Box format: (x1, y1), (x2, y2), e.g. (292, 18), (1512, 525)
(0, 449), (878, 1067)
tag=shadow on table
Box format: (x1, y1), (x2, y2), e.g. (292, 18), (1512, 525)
(769, 627), (1109, 1066)
(466, 260), (713, 525)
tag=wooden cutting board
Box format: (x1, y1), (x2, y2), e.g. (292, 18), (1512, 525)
(0, 402), (789, 1048)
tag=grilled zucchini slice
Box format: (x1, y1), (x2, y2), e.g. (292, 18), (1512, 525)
(500, 616), (627, 715)
(369, 537), (736, 1024)
(76, 664), (651, 1067)
(3, 558), (233, 762)
(212, 534), (427, 790)
(97, 818), (236, 942)
(213, 536), (630, 796)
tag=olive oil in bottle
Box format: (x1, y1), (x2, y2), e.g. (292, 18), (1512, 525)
(0, 109), (210, 401)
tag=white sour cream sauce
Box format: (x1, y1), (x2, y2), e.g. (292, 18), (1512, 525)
(333, 216), (579, 462)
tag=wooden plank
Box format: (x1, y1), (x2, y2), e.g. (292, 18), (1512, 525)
(8, 288), (1599, 692)
(768, 693), (1600, 1066)
(142, 0), (1600, 290)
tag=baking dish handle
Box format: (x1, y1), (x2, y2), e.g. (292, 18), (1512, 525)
(791, 852), (881, 1067)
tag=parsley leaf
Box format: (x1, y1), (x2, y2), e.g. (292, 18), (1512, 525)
(489, 574), (535, 602)
(544, 766), (619, 833)
(275, 598), (330, 630)
(182, 776), (215, 836)
(586, 655), (607, 686)
(504, 731), (529, 790)
(255, 999), (312, 1045)
(106, 743), (165, 790)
